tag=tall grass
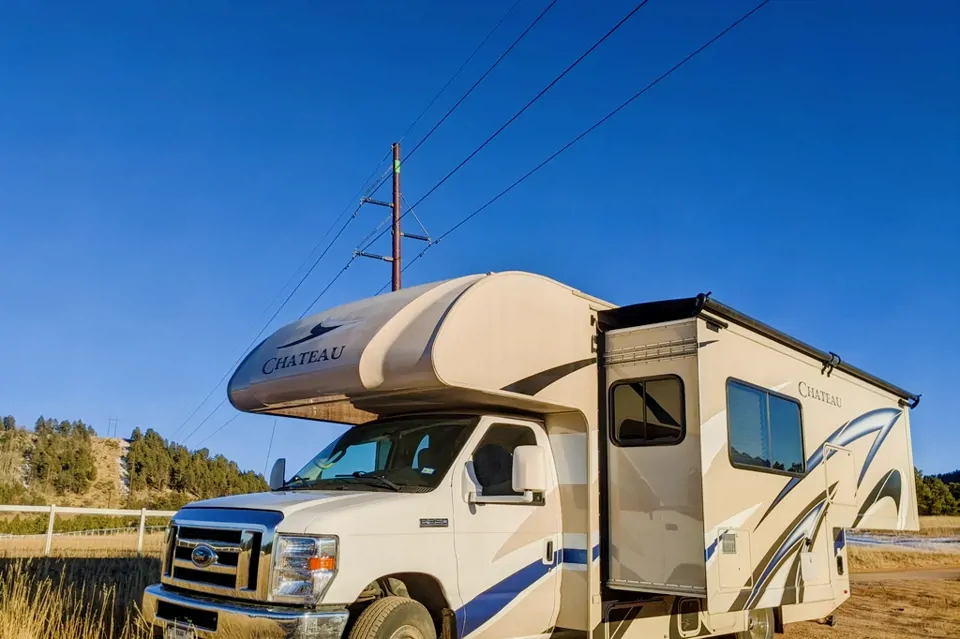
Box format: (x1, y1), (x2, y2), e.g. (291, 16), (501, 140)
(0, 521), (956, 639)
(0, 556), (158, 639)
(849, 546), (960, 572)
(919, 515), (960, 537)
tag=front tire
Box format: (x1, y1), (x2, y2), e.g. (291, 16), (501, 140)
(349, 597), (437, 639)
(735, 608), (774, 639)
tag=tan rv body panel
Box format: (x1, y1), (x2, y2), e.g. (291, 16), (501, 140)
(202, 272), (920, 639)
(229, 272), (605, 423)
(695, 314), (918, 614)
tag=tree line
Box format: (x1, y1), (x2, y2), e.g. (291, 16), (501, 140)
(0, 416), (98, 500)
(0, 415), (266, 510)
(916, 468), (960, 516)
(1, 412), (957, 517)
(127, 427), (266, 507)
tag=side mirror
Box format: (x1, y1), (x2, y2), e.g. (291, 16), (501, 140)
(512, 445), (547, 494)
(269, 458), (286, 490)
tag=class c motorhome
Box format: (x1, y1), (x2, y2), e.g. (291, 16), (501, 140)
(143, 271), (920, 639)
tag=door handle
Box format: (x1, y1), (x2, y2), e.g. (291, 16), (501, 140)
(545, 539), (555, 564)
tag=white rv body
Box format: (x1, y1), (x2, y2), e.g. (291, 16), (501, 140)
(142, 271), (919, 639)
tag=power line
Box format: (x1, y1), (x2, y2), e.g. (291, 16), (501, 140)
(299, 255), (359, 319)
(391, 0), (773, 288)
(398, 0), (527, 144)
(168, 152), (392, 442)
(178, 201), (366, 447)
(170, 3), (545, 445)
(360, 0), (654, 255)
(180, 398), (227, 445)
(403, 0), (557, 164)
(194, 413), (240, 449)
(177, 2), (573, 447)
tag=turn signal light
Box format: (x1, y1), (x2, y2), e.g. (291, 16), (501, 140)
(309, 555), (337, 572)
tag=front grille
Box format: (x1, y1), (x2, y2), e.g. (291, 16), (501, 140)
(160, 508), (283, 603)
(167, 525), (260, 594)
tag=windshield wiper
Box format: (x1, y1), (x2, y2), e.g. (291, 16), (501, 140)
(335, 471), (401, 492)
(276, 474), (311, 490)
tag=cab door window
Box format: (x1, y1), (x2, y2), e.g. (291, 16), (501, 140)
(472, 424), (536, 497)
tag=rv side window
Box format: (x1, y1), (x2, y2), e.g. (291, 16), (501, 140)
(611, 376), (685, 446)
(727, 379), (805, 475)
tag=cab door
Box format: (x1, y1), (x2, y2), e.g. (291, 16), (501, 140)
(451, 416), (561, 639)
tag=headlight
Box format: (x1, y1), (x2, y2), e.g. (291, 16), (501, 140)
(271, 535), (338, 604)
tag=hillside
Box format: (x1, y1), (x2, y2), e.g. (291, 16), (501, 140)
(0, 416), (266, 510)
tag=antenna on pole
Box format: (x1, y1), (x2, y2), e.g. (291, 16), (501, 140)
(356, 143), (431, 292)
(263, 418), (277, 478)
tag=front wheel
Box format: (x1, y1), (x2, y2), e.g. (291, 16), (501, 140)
(735, 608), (774, 639)
(349, 597), (437, 639)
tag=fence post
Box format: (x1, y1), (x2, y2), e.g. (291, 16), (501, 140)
(137, 508), (147, 556)
(44, 504), (56, 556)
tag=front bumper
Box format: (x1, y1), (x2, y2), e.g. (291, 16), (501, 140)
(142, 584), (349, 639)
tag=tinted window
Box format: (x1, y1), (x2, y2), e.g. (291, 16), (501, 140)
(769, 395), (804, 473)
(612, 376), (685, 446)
(472, 425), (536, 496)
(727, 382), (770, 467)
(727, 380), (805, 475)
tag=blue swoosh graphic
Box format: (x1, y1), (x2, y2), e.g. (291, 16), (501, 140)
(757, 408), (901, 526)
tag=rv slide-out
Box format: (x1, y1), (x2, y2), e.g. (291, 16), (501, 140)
(600, 295), (919, 616)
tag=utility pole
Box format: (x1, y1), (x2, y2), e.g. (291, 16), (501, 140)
(391, 143), (402, 291)
(356, 143), (432, 291)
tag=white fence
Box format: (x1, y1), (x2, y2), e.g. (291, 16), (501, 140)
(0, 504), (176, 556)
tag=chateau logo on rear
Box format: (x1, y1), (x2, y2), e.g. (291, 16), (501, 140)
(798, 381), (842, 408)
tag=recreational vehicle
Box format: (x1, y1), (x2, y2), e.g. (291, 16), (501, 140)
(143, 271), (920, 639)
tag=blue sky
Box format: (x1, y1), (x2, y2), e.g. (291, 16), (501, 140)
(1, 0), (957, 476)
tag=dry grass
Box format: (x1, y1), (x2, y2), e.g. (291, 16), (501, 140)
(786, 578), (960, 639)
(0, 531), (957, 638)
(0, 532), (165, 558)
(849, 546), (960, 572)
(0, 557), (156, 639)
(0, 533), (164, 638)
(919, 515), (960, 537)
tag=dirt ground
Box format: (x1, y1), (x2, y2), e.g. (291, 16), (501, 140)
(785, 543), (960, 639)
(785, 577), (960, 639)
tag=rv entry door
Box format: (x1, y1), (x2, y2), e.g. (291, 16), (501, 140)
(602, 319), (706, 597)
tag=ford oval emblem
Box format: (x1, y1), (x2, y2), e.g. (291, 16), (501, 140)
(191, 544), (217, 568)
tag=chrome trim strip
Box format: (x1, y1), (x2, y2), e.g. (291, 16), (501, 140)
(143, 584), (348, 639)
(174, 558), (238, 576)
(237, 530), (255, 591)
(162, 525), (177, 577)
(164, 576), (247, 599)
(173, 508), (284, 528)
(177, 538), (243, 553)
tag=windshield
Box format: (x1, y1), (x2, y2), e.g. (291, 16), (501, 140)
(280, 416), (477, 492)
